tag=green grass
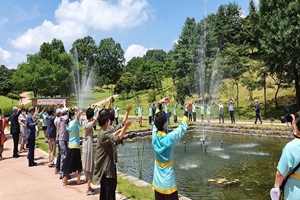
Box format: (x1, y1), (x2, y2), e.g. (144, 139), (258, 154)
(71, 86), (114, 108)
(117, 175), (154, 200)
(0, 95), (16, 106)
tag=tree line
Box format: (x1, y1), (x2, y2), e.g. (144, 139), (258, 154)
(1, 0), (300, 110)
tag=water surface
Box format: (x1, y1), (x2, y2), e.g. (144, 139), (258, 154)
(117, 132), (290, 200)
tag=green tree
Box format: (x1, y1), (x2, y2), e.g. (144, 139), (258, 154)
(259, 0), (300, 109)
(220, 44), (249, 108)
(95, 38), (125, 84)
(70, 36), (97, 69)
(213, 3), (243, 50)
(114, 72), (137, 99)
(0, 65), (15, 95)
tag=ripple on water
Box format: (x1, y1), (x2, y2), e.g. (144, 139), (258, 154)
(179, 161), (200, 170)
(218, 154), (230, 159)
(230, 143), (259, 148)
(210, 147), (224, 151)
(239, 151), (269, 156)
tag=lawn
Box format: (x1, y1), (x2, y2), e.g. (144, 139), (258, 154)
(0, 95), (16, 107)
(71, 86), (114, 109)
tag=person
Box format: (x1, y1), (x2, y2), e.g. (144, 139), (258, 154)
(152, 97), (192, 200)
(173, 103), (178, 123)
(198, 103), (205, 123)
(164, 103), (171, 125)
(152, 103), (156, 122)
(206, 103), (211, 123)
(82, 107), (98, 195)
(8, 106), (22, 158)
(94, 109), (132, 200)
(192, 102), (197, 122)
(26, 106), (40, 167)
(37, 108), (48, 142)
(253, 100), (262, 124)
(188, 105), (192, 122)
(54, 109), (62, 174)
(0, 111), (9, 159)
(46, 108), (57, 167)
(270, 112), (300, 200)
(114, 105), (121, 125)
(136, 104), (143, 127)
(228, 98), (235, 123)
(18, 108), (27, 152)
(58, 107), (69, 179)
(217, 101), (224, 123)
(62, 109), (83, 185)
(284, 102), (291, 115)
(148, 104), (153, 125)
(93, 105), (98, 130)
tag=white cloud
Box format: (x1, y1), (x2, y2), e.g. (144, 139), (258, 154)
(0, 47), (12, 63)
(55, 0), (149, 31)
(9, 0), (149, 52)
(9, 20), (87, 51)
(124, 44), (148, 63)
(0, 47), (26, 68)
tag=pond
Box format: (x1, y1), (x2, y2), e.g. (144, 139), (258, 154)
(116, 131), (291, 200)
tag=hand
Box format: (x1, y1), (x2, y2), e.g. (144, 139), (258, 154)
(124, 120), (132, 128)
(159, 97), (171, 104)
(126, 105), (132, 112)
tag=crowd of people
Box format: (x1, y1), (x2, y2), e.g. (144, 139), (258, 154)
(135, 98), (263, 125)
(1, 96), (277, 200)
(0, 98), (133, 198)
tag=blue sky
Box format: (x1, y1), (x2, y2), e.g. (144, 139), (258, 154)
(0, 0), (258, 69)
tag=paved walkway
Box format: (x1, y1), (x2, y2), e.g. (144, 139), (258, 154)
(19, 91), (32, 105)
(0, 129), (125, 200)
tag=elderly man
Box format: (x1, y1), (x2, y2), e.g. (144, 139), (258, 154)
(26, 106), (40, 166)
(8, 106), (22, 158)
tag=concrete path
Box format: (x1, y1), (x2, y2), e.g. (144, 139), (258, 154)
(93, 94), (119, 107)
(0, 129), (126, 200)
(19, 92), (32, 105)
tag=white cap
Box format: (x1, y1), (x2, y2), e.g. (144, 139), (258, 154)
(62, 108), (68, 113)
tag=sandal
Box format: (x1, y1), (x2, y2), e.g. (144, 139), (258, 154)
(63, 177), (70, 186)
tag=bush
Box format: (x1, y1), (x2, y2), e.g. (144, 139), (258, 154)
(1, 105), (14, 117)
(7, 93), (20, 100)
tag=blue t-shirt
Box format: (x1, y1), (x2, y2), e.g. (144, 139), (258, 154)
(67, 118), (80, 148)
(277, 138), (300, 199)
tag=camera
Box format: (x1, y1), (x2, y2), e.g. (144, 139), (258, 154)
(280, 114), (293, 123)
(111, 96), (115, 103)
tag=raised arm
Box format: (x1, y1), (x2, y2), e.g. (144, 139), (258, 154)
(117, 120), (132, 140)
(76, 110), (83, 120)
(122, 105), (132, 123)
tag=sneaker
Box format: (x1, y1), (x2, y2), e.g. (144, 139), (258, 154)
(85, 190), (95, 196)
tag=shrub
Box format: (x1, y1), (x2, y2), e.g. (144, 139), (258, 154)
(1, 105), (14, 117)
(7, 93), (20, 100)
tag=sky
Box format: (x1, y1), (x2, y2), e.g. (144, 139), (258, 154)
(0, 0), (259, 69)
